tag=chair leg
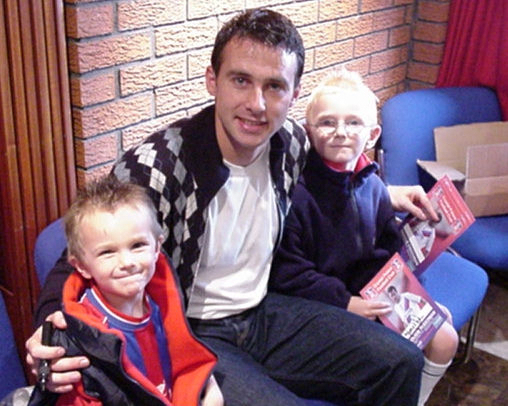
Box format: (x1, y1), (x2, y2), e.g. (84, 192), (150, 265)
(453, 306), (482, 365)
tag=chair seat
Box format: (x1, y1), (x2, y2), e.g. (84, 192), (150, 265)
(452, 215), (508, 271)
(418, 251), (488, 330)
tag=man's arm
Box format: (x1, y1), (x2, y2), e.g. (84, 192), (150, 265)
(33, 250), (72, 327)
(26, 311), (90, 393)
(27, 250), (90, 393)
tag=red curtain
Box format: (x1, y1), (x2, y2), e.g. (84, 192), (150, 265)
(436, 0), (508, 120)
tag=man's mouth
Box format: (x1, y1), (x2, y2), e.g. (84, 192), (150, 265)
(238, 117), (267, 132)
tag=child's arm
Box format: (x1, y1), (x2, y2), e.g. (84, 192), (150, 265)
(271, 219), (353, 309)
(347, 296), (391, 320)
(387, 185), (439, 221)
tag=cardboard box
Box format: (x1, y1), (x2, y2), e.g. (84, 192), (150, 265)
(417, 121), (508, 217)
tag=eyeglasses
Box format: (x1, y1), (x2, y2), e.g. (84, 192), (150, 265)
(310, 119), (367, 136)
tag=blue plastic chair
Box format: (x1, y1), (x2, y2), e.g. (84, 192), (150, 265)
(379, 86), (499, 362)
(380, 86), (508, 273)
(34, 217), (67, 284)
(0, 291), (27, 400)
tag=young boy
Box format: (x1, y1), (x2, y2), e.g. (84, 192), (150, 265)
(29, 176), (222, 406)
(270, 69), (458, 405)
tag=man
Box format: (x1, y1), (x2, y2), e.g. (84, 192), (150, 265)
(27, 9), (433, 405)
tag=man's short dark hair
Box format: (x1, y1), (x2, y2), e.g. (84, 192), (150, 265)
(211, 8), (305, 86)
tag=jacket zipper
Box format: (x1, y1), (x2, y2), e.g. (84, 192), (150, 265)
(350, 181), (363, 253)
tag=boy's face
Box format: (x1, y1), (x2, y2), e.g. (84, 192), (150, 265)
(206, 36), (300, 166)
(306, 89), (381, 171)
(70, 205), (161, 316)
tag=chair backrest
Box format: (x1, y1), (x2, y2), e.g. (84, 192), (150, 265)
(0, 291), (27, 399)
(380, 86), (502, 186)
(34, 218), (67, 285)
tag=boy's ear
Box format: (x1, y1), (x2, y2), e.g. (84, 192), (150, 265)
(303, 122), (316, 145)
(69, 255), (93, 280)
(156, 235), (164, 254)
(303, 122), (311, 136)
(366, 124), (381, 150)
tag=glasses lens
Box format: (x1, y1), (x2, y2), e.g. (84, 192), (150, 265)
(316, 121), (366, 135)
(320, 125), (337, 135)
(316, 119), (337, 135)
(345, 123), (364, 134)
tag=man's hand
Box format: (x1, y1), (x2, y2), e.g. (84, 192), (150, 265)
(25, 311), (89, 393)
(202, 374), (224, 406)
(347, 296), (391, 321)
(387, 185), (439, 221)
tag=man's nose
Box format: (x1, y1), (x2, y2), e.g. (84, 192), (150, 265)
(246, 86), (266, 112)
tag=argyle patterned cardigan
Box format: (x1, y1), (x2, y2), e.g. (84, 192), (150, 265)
(114, 105), (309, 305)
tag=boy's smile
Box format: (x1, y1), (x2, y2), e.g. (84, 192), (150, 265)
(70, 205), (161, 317)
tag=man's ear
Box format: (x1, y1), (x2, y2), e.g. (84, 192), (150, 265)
(205, 65), (217, 97)
(289, 84), (301, 108)
(366, 124), (381, 150)
(69, 255), (93, 280)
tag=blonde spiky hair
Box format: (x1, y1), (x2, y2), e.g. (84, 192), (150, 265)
(306, 68), (379, 125)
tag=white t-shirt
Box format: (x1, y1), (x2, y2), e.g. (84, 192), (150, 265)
(186, 146), (279, 319)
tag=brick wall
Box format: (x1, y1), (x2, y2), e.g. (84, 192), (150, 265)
(65, 0), (450, 186)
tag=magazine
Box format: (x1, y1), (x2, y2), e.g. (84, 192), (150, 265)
(399, 175), (475, 277)
(360, 253), (447, 349)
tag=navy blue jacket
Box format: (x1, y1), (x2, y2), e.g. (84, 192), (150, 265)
(270, 148), (402, 309)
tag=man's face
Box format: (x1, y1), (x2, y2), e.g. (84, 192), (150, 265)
(206, 37), (300, 166)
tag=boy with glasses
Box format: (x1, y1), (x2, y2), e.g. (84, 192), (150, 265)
(271, 69), (458, 406)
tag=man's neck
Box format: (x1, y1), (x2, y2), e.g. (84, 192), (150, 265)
(220, 139), (271, 167)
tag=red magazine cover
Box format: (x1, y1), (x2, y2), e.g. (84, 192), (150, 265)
(360, 253), (447, 349)
(399, 175), (475, 277)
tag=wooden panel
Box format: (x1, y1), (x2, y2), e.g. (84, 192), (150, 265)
(0, 0), (76, 376)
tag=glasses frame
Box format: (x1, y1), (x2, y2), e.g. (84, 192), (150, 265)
(309, 119), (372, 136)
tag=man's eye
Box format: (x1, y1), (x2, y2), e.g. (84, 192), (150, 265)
(319, 119), (336, 127)
(234, 77), (246, 85)
(268, 82), (282, 91)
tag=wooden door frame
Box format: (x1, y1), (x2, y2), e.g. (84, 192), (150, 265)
(0, 0), (76, 378)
